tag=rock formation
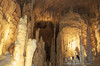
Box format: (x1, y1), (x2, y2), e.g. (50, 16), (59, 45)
(11, 15), (27, 66)
(33, 36), (46, 66)
(0, 0), (21, 55)
(25, 39), (37, 66)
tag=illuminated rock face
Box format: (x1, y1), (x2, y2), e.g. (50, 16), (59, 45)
(57, 11), (87, 66)
(61, 11), (87, 57)
(62, 27), (80, 57)
(94, 22), (100, 53)
(11, 16), (27, 66)
(56, 9), (100, 65)
(0, 0), (21, 55)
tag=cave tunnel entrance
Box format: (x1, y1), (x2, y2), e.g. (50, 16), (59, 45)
(61, 27), (81, 62)
(34, 21), (54, 61)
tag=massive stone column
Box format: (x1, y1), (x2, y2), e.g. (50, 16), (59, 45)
(11, 15), (27, 66)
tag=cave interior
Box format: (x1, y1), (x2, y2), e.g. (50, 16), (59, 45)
(0, 0), (100, 66)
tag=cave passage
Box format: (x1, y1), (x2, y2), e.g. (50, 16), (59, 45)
(0, 0), (100, 66)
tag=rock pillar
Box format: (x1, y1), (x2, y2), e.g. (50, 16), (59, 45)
(11, 15), (27, 66)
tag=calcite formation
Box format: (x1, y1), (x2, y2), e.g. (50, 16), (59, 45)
(33, 37), (46, 66)
(25, 39), (37, 66)
(23, 2), (35, 38)
(11, 15), (27, 66)
(0, 15), (37, 66)
(0, 0), (100, 66)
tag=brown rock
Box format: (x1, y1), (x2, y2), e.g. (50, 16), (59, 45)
(8, 43), (15, 54)
(0, 6), (3, 19)
(1, 0), (8, 13)
(15, 3), (21, 18)
(13, 12), (20, 22)
(33, 37), (46, 66)
(5, 0), (16, 17)
(0, 13), (3, 19)
(0, 0), (2, 2)
(23, 3), (31, 17)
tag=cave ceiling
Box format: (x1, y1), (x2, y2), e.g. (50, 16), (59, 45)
(17, 0), (99, 21)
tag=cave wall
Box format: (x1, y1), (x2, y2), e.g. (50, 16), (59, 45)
(0, 0), (21, 54)
(0, 0), (99, 65)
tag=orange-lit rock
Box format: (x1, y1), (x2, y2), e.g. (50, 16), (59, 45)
(0, 0), (20, 55)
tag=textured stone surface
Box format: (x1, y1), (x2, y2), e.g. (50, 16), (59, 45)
(25, 39), (37, 66)
(57, 11), (87, 66)
(11, 15), (27, 66)
(0, 0), (21, 55)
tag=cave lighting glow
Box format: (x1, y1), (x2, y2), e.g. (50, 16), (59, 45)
(71, 41), (76, 50)
(5, 26), (9, 40)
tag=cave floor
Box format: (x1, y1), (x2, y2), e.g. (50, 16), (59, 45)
(63, 64), (100, 66)
(0, 52), (100, 66)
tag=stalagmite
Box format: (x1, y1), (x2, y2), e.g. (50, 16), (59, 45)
(33, 36), (46, 66)
(25, 39), (36, 66)
(11, 15), (27, 66)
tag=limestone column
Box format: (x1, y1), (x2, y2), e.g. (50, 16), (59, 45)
(11, 15), (27, 66)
